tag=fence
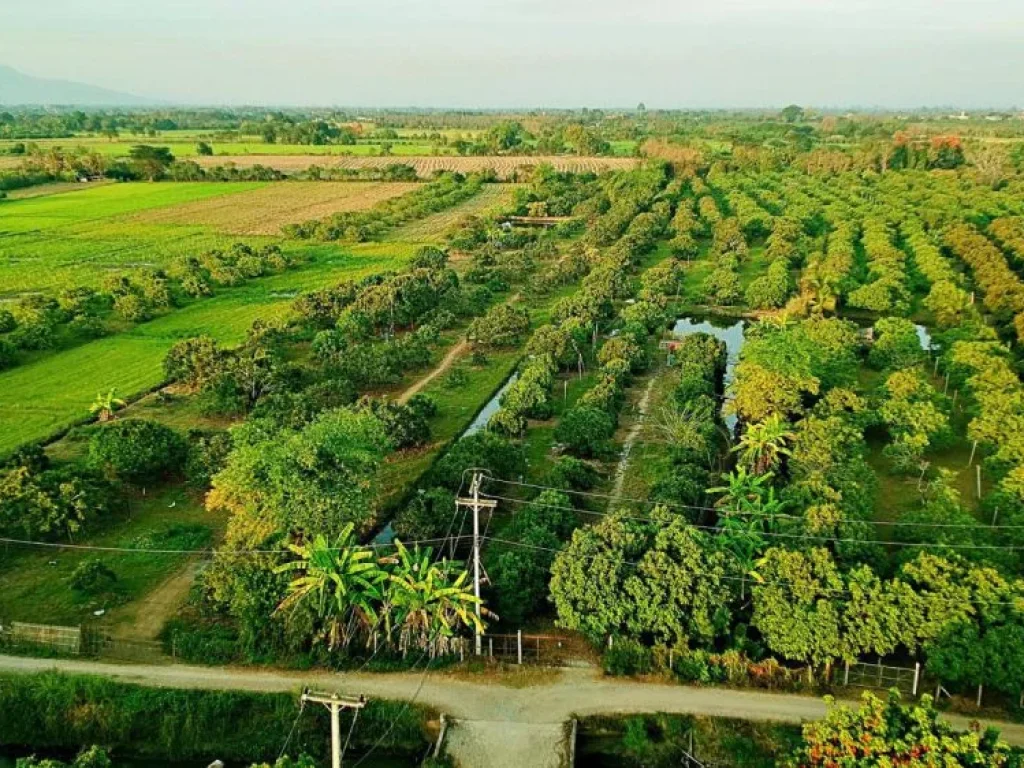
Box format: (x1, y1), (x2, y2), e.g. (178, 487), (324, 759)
(85, 633), (167, 663)
(452, 632), (584, 666)
(839, 659), (921, 695)
(5, 622), (82, 655)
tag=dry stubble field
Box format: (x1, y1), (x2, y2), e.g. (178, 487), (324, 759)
(194, 154), (638, 178)
(131, 180), (420, 235)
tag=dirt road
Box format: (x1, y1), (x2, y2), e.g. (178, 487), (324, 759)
(2, 655), (1022, 766)
(398, 339), (469, 404)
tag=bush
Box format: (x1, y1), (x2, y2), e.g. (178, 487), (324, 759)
(393, 486), (457, 540)
(185, 430), (234, 489)
(555, 406), (615, 458)
(603, 638), (653, 676)
(547, 456), (599, 491)
(429, 431), (525, 491)
(0, 672), (431, 762)
(88, 419), (186, 482)
(69, 560), (118, 595)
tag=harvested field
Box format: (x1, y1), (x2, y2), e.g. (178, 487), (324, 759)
(388, 183), (520, 242)
(193, 154), (638, 179)
(5, 180), (115, 200)
(132, 181), (420, 235)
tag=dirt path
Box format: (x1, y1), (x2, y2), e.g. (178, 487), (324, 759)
(397, 293), (520, 405)
(4, 655), (1024, 765)
(398, 339), (470, 405)
(609, 377), (656, 500)
(104, 560), (203, 641)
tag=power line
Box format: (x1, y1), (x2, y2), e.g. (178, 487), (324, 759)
(0, 534), (474, 557)
(481, 492), (1023, 552)
(484, 477), (1024, 531)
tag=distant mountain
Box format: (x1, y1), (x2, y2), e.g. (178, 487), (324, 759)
(0, 65), (159, 106)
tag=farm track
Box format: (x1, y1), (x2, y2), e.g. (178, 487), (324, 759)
(3, 656), (1024, 766)
(193, 154), (638, 179)
(398, 339), (470, 405)
(609, 376), (656, 500)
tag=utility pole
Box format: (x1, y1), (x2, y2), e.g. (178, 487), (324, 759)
(456, 471), (497, 655)
(300, 689), (366, 768)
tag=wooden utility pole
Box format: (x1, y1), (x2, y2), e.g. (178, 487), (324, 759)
(456, 472), (497, 655)
(300, 689), (366, 768)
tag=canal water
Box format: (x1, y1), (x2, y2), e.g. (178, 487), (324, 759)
(462, 371), (520, 437)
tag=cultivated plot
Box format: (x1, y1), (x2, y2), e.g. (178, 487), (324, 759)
(193, 154), (639, 178)
(132, 181), (419, 235)
(387, 183), (521, 243)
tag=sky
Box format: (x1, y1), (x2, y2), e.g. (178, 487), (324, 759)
(3, 0), (1024, 108)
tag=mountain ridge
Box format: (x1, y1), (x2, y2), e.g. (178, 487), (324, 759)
(0, 65), (159, 106)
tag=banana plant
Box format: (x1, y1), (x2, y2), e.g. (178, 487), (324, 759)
(274, 524), (388, 650)
(383, 540), (488, 653)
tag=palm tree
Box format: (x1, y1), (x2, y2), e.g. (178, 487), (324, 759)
(90, 388), (127, 422)
(733, 414), (795, 475)
(274, 525), (388, 650)
(383, 541), (487, 655)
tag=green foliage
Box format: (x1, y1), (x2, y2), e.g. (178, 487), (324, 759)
(552, 510), (735, 648)
(0, 672), (430, 762)
(68, 559), (118, 595)
(868, 317), (925, 370)
(209, 408), (391, 546)
(428, 431), (525, 492)
(468, 304), (531, 348)
(88, 418), (186, 482)
(555, 405), (616, 458)
(788, 691), (1012, 766)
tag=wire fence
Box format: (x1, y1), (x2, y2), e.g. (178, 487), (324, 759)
(837, 659), (921, 695)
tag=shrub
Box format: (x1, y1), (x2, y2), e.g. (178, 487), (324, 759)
(88, 419), (186, 482)
(69, 559), (118, 595)
(555, 406), (615, 458)
(603, 638), (653, 676)
(185, 430), (234, 489)
(428, 432), (525, 491)
(394, 486), (457, 540)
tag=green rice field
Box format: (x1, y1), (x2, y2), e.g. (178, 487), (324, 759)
(0, 242), (413, 455)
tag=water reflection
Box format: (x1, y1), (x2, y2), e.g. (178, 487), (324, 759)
(669, 316), (747, 431)
(462, 372), (519, 437)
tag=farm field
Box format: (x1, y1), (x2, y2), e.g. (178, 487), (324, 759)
(0, 181), (421, 294)
(0, 242), (410, 454)
(386, 183), (520, 242)
(10, 105), (1024, 761)
(132, 181), (420, 235)
(192, 153), (639, 178)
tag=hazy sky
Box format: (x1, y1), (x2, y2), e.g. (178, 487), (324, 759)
(3, 0), (1023, 108)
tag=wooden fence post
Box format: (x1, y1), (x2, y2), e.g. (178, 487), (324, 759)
(517, 630), (523, 665)
(844, 660), (850, 687)
(912, 662), (920, 696)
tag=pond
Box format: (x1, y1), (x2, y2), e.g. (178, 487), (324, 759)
(670, 315), (748, 430)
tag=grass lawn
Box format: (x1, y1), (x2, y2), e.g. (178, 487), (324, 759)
(0, 483), (225, 628)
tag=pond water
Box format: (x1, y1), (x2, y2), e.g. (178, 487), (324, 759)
(665, 317), (934, 432)
(670, 315), (748, 430)
(461, 371), (519, 437)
